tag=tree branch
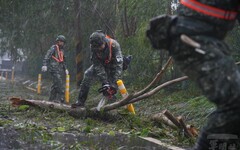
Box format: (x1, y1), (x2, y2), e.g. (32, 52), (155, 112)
(128, 76), (188, 104)
(134, 57), (173, 97)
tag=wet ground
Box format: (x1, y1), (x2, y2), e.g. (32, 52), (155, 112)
(0, 77), (186, 150)
(0, 127), (177, 150)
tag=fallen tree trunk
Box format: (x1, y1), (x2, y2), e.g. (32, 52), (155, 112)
(11, 96), (199, 138)
(9, 97), (122, 121)
(10, 57), (188, 116)
(17, 59), (240, 116)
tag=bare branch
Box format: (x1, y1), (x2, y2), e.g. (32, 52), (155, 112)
(129, 76), (188, 104)
(134, 57), (173, 97)
(89, 75), (188, 113)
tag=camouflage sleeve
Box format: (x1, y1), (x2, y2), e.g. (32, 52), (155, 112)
(42, 46), (55, 66)
(111, 40), (123, 81)
(91, 53), (108, 83)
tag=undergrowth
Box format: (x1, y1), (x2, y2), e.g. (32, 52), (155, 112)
(0, 79), (215, 148)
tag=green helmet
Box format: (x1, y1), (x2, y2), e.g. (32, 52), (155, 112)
(56, 35), (66, 43)
(89, 31), (106, 48)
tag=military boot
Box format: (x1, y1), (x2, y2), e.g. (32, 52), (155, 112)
(57, 95), (65, 104)
(48, 85), (57, 101)
(71, 86), (89, 108)
(49, 89), (57, 101)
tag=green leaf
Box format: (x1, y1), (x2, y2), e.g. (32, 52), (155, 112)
(108, 130), (115, 136)
(51, 128), (57, 132)
(18, 105), (30, 111)
(57, 127), (66, 132)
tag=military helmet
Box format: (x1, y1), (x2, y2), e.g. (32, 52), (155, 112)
(56, 35), (66, 43)
(89, 31), (106, 48)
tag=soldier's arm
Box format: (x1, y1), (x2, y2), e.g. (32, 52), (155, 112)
(112, 40), (123, 81)
(43, 46), (55, 66)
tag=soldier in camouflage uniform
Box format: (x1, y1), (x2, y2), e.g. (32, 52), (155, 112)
(147, 0), (240, 149)
(71, 31), (123, 108)
(41, 35), (69, 103)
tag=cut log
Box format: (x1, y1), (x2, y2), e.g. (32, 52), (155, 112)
(186, 125), (198, 137)
(151, 110), (198, 138)
(151, 113), (178, 129)
(162, 110), (181, 128)
(178, 117), (194, 138)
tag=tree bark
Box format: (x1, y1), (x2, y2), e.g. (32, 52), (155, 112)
(9, 97), (121, 120)
(75, 0), (84, 87)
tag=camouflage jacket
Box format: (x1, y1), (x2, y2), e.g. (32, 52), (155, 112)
(91, 38), (123, 83)
(178, 0), (240, 31)
(42, 45), (67, 73)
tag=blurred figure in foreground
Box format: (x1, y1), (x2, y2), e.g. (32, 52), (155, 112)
(147, 0), (240, 149)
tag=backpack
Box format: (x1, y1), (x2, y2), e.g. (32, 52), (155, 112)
(123, 55), (132, 71)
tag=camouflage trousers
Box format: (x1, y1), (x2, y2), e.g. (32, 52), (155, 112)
(49, 71), (65, 102)
(170, 35), (240, 150)
(80, 65), (117, 88)
(76, 65), (117, 104)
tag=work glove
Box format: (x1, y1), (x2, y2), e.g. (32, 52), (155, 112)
(146, 14), (177, 50)
(41, 66), (47, 72)
(65, 69), (69, 75)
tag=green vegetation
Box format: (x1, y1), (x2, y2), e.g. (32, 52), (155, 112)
(0, 0), (238, 148)
(0, 80), (215, 148)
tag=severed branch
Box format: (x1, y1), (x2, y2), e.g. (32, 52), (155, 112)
(90, 76), (188, 112)
(162, 110), (181, 128)
(151, 112), (178, 129)
(89, 57), (175, 112)
(151, 110), (198, 138)
(178, 116), (195, 138)
(128, 76), (188, 104)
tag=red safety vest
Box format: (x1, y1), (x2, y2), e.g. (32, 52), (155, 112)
(96, 36), (113, 64)
(180, 0), (238, 20)
(52, 45), (64, 62)
(105, 37), (113, 64)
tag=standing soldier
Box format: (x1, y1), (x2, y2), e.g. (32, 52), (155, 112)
(71, 30), (123, 108)
(41, 35), (69, 103)
(147, 0), (240, 149)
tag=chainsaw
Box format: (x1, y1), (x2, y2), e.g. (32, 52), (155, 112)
(96, 84), (117, 111)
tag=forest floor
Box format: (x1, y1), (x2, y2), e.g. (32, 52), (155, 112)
(0, 74), (214, 149)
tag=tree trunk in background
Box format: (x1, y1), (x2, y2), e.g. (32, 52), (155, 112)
(120, 0), (137, 37)
(75, 0), (84, 87)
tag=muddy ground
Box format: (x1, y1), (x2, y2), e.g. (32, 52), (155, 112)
(0, 75), (214, 149)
